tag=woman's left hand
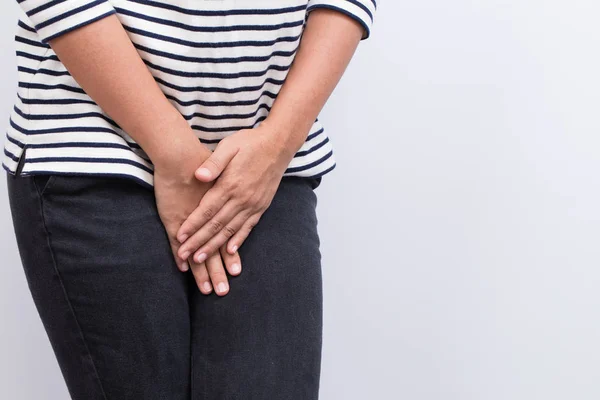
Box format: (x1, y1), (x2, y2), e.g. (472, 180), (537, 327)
(176, 123), (298, 263)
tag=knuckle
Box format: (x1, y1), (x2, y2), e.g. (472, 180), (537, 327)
(209, 219), (223, 233)
(202, 207), (216, 221)
(238, 192), (256, 208)
(210, 270), (227, 281)
(207, 157), (221, 170)
(224, 177), (242, 192)
(222, 225), (236, 238)
(246, 220), (257, 231)
(250, 194), (265, 209)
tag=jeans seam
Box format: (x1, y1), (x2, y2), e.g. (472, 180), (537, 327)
(190, 310), (195, 400)
(203, 318), (208, 400)
(34, 180), (109, 400)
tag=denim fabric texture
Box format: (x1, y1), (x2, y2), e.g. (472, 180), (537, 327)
(6, 170), (323, 400)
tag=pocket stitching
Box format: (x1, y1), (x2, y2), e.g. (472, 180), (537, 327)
(33, 175), (57, 197)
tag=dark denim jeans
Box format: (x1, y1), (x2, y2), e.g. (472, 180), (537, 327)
(6, 171), (323, 400)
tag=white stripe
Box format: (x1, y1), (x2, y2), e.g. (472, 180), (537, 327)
(6, 0), (374, 186)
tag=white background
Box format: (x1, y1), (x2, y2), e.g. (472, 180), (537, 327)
(2, 1), (600, 399)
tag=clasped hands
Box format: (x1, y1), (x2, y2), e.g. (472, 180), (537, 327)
(154, 123), (295, 297)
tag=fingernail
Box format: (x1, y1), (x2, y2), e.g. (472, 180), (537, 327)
(178, 234), (188, 243)
(230, 263), (241, 274)
(180, 250), (190, 260)
(180, 261), (189, 272)
(217, 282), (227, 294)
(203, 282), (212, 293)
(197, 168), (211, 178)
(230, 245), (238, 254)
(196, 252), (207, 263)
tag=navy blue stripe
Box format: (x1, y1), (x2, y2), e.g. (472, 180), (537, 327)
(19, 81), (279, 107)
(295, 136), (329, 158)
(19, 81), (86, 94)
(43, 10), (117, 43)
(18, 95), (271, 121)
(37, 0), (108, 29)
(16, 51), (47, 62)
(346, 0), (374, 21)
(123, 25), (301, 48)
(164, 91), (277, 108)
(4, 141), (148, 161)
(18, 66), (70, 77)
(193, 115), (267, 138)
(155, 76), (284, 94)
(17, 20), (38, 33)
(16, 50), (59, 62)
(18, 94), (96, 106)
(116, 7), (304, 33)
(6, 135), (25, 148)
(133, 42), (297, 64)
(306, 128), (324, 142)
(10, 117), (107, 135)
(14, 106), (120, 130)
(15, 106), (270, 136)
(180, 104), (271, 121)
(9, 118), (141, 149)
(124, 0), (306, 17)
(4, 149), (19, 163)
(285, 150), (333, 173)
(15, 35), (50, 49)
(296, 161), (336, 180)
(27, 0), (66, 17)
(7, 136), (130, 154)
(142, 58), (291, 79)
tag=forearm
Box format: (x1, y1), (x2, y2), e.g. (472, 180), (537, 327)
(262, 9), (365, 159)
(47, 14), (212, 167)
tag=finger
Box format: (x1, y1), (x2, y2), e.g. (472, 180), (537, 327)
(190, 258), (213, 295)
(176, 185), (231, 243)
(226, 213), (262, 255)
(192, 211), (251, 264)
(206, 252), (230, 296)
(195, 138), (239, 182)
(220, 244), (242, 276)
(167, 232), (189, 272)
(177, 200), (244, 261)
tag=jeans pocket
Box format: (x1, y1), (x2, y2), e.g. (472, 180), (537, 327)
(32, 174), (57, 196)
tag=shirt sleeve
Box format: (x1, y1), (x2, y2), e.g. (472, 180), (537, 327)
(17, 0), (116, 44)
(306, 0), (377, 40)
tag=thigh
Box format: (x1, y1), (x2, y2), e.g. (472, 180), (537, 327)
(190, 177), (323, 400)
(6, 172), (192, 400)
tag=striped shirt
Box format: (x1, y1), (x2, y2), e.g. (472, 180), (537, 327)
(3, 0), (376, 188)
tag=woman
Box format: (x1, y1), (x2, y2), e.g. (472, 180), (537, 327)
(4, 0), (376, 398)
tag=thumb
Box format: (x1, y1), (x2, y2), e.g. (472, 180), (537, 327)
(195, 139), (238, 182)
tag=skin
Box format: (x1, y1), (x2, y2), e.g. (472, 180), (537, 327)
(47, 14), (239, 295)
(47, 8), (365, 297)
(176, 10), (365, 266)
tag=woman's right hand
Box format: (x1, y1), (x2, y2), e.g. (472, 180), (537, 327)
(152, 139), (242, 296)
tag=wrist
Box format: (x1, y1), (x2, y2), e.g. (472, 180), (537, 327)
(152, 133), (211, 174)
(259, 117), (309, 161)
(141, 108), (212, 172)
